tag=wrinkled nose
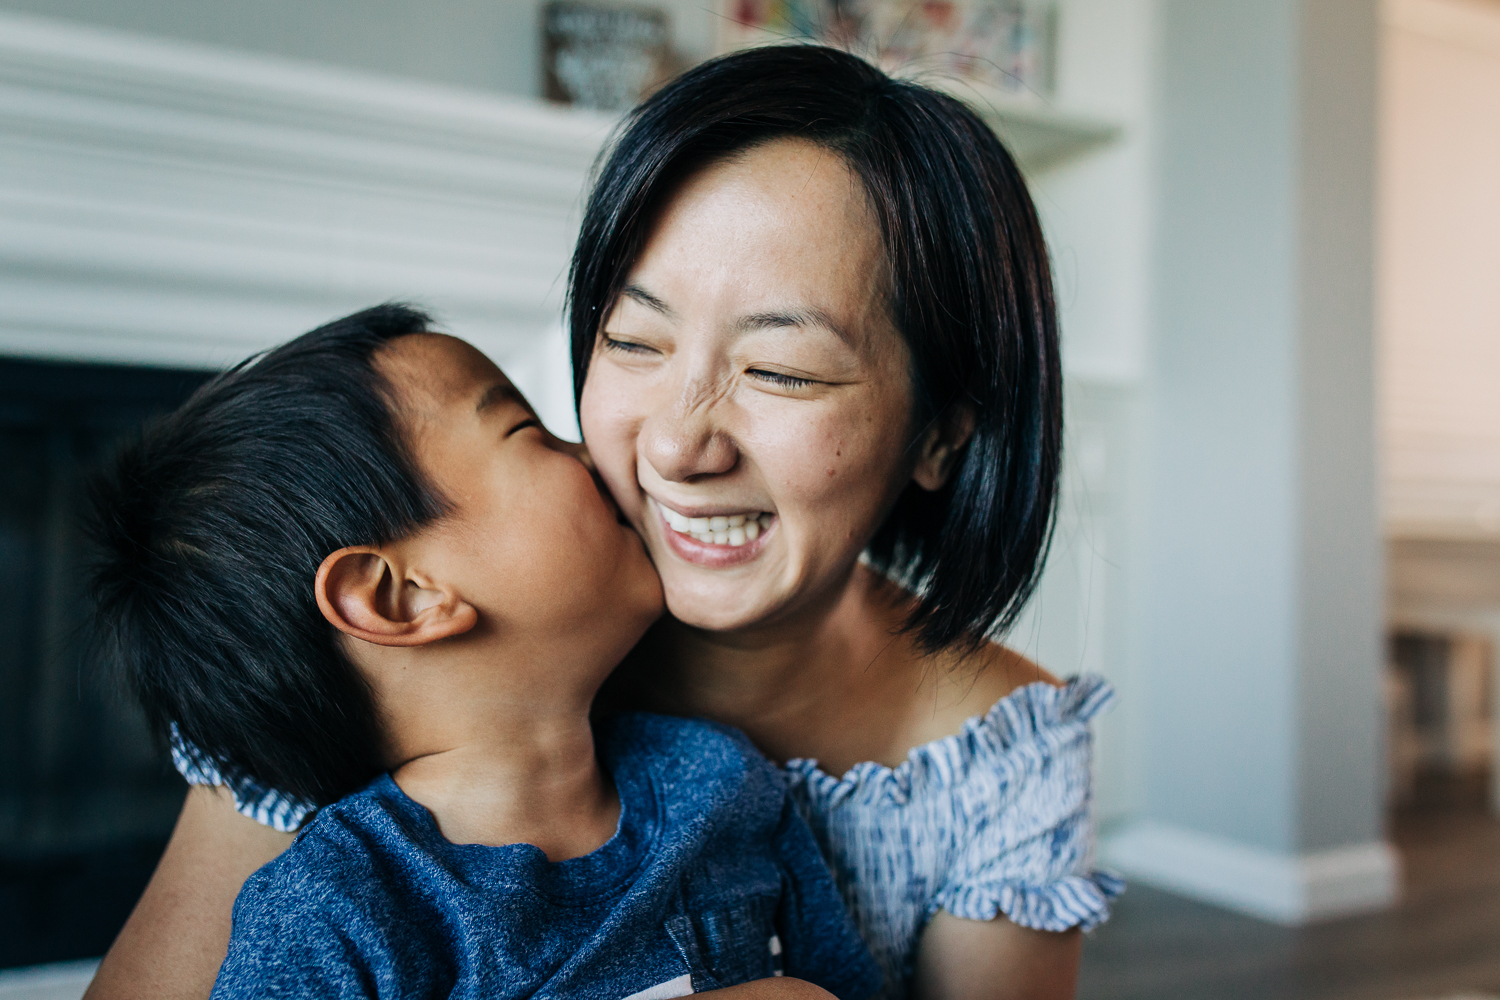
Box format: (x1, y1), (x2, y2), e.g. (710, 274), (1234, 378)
(640, 388), (738, 484)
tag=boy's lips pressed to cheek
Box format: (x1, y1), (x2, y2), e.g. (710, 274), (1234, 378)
(592, 470), (629, 525)
(648, 497), (777, 568)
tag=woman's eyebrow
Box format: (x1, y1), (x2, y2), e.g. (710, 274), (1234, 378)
(621, 284), (674, 318)
(738, 307), (851, 344)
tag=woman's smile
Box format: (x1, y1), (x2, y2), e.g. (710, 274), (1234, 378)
(648, 496), (778, 566)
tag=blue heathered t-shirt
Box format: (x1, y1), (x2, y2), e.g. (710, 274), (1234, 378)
(210, 713), (882, 1000)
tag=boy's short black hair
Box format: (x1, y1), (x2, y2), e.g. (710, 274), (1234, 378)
(84, 304), (447, 806)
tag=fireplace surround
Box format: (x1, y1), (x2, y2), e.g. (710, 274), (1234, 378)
(0, 8), (609, 374)
(0, 10), (611, 967)
(0, 357), (211, 967)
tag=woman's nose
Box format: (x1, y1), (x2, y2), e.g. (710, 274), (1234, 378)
(640, 388), (738, 483)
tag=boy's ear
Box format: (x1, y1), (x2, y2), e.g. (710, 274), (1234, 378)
(912, 405), (977, 492)
(314, 546), (477, 647)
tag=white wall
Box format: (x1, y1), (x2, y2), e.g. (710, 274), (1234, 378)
(1008, 0), (1158, 824)
(0, 0), (545, 95)
(1100, 0), (1394, 924)
(0, 0), (724, 100)
(1142, 0), (1305, 855)
(1380, 0), (1500, 538)
(1036, 0), (1157, 385)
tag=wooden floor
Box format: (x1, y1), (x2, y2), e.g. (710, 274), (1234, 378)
(1078, 800), (1500, 1000)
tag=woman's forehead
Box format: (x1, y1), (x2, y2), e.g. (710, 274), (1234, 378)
(663, 138), (875, 236)
(629, 140), (890, 322)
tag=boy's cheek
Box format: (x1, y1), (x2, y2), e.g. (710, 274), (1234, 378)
(578, 387), (642, 506)
(593, 459), (647, 533)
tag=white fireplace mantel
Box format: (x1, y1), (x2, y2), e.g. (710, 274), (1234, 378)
(0, 10), (615, 373)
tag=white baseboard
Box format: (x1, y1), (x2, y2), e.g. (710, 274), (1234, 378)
(1101, 820), (1400, 924)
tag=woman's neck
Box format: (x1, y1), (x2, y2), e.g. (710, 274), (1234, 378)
(618, 562), (1056, 773)
(629, 564), (916, 768)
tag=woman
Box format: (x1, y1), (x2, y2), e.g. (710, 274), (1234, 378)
(86, 46), (1116, 1000)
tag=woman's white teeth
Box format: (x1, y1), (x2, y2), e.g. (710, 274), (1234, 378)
(659, 503), (771, 546)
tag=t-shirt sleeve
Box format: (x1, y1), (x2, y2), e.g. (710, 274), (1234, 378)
(770, 796), (884, 1000)
(170, 723), (316, 833)
(209, 872), (375, 1000)
(931, 678), (1124, 933)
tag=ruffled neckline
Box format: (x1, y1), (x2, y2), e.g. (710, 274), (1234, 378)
(783, 673), (1115, 808)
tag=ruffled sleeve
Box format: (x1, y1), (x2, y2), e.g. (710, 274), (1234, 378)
(170, 723), (315, 833)
(929, 675), (1123, 933)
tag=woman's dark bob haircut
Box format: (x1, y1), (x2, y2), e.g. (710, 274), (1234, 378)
(568, 44), (1062, 654)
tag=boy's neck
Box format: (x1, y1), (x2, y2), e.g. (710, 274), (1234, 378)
(377, 650), (620, 863)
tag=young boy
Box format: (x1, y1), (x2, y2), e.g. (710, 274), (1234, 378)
(86, 305), (881, 1000)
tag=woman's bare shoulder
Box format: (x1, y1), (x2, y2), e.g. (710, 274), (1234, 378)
(895, 640), (1063, 755)
(965, 641), (1064, 703)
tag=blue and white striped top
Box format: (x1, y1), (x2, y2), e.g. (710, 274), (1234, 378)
(171, 675), (1121, 999)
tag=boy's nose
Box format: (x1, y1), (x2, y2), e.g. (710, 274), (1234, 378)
(565, 440), (623, 518)
(559, 437), (596, 472)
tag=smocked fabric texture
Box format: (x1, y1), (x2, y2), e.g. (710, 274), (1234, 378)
(172, 676), (1120, 998)
(170, 723), (315, 832)
(783, 675), (1122, 998)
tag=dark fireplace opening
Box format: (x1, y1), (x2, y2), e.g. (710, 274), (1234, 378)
(0, 356), (214, 969)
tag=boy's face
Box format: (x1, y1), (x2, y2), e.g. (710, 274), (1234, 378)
(377, 333), (663, 660)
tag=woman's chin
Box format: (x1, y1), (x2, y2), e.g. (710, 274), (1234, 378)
(659, 581), (779, 634)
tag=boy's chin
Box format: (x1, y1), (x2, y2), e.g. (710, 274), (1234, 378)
(598, 587), (666, 681)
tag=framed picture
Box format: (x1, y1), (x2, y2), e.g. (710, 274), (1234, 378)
(717, 0), (1055, 96)
(543, 1), (674, 110)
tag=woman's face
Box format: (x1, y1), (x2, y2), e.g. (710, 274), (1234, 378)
(579, 138), (923, 633)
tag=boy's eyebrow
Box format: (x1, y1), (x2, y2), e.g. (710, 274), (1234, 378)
(475, 382), (529, 415)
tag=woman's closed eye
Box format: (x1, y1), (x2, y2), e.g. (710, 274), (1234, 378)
(747, 368), (819, 390)
(507, 417), (540, 437)
(601, 334), (658, 355)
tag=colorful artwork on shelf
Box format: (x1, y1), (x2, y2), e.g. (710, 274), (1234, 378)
(718, 0), (1056, 97)
(543, 1), (675, 111)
